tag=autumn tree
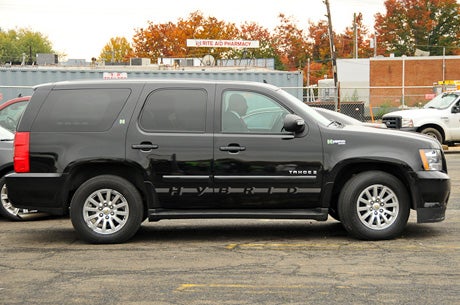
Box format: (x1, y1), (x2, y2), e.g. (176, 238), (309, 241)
(336, 13), (373, 58)
(272, 14), (310, 71)
(132, 11), (240, 63)
(374, 0), (460, 56)
(236, 22), (282, 69)
(306, 20), (335, 84)
(100, 37), (134, 63)
(0, 28), (54, 64)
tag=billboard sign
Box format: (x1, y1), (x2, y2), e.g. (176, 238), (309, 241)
(186, 39), (259, 48)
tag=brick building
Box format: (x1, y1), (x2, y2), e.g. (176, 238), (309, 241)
(338, 55), (460, 110)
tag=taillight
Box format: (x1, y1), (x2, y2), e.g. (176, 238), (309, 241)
(14, 132), (30, 173)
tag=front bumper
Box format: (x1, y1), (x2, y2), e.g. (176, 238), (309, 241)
(5, 172), (68, 215)
(413, 171), (450, 223)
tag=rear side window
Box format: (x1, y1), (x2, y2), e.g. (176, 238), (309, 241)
(0, 100), (28, 132)
(32, 89), (131, 132)
(139, 89), (207, 132)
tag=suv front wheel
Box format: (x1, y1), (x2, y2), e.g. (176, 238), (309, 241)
(338, 171), (410, 240)
(70, 175), (144, 244)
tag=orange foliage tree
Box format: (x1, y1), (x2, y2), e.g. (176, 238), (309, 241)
(272, 14), (311, 71)
(132, 11), (240, 63)
(374, 0), (460, 56)
(336, 13), (373, 59)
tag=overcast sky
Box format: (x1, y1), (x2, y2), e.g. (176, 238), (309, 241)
(1, 0), (386, 61)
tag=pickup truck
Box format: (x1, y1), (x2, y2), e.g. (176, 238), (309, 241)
(382, 91), (460, 144)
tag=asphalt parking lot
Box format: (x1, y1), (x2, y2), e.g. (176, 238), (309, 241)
(0, 153), (459, 305)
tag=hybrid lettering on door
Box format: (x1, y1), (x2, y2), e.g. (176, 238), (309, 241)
(155, 186), (320, 196)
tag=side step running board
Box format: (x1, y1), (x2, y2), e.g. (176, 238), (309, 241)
(148, 208), (329, 222)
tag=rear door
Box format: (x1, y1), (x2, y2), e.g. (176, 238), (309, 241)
(213, 85), (325, 209)
(126, 83), (215, 208)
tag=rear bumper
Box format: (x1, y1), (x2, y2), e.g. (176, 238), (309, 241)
(6, 172), (68, 215)
(413, 171), (450, 223)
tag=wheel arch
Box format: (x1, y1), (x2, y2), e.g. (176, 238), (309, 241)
(327, 161), (415, 214)
(63, 161), (151, 217)
(416, 124), (445, 142)
(0, 163), (14, 180)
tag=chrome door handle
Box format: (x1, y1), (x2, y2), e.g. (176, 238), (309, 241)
(132, 143), (159, 150)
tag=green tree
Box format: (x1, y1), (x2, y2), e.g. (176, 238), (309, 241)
(374, 0), (460, 56)
(0, 28), (54, 64)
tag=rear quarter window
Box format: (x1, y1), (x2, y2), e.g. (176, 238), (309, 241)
(31, 88), (131, 132)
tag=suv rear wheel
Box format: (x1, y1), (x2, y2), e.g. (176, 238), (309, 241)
(338, 171), (410, 240)
(70, 175), (143, 244)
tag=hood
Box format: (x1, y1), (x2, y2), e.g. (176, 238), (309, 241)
(382, 108), (443, 119)
(332, 124), (442, 150)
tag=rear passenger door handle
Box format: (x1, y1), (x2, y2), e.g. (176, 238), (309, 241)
(219, 145), (246, 153)
(132, 143), (159, 151)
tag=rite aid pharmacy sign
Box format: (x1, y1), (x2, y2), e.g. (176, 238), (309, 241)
(186, 39), (259, 48)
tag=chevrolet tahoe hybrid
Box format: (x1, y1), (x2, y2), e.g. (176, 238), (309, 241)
(6, 80), (451, 243)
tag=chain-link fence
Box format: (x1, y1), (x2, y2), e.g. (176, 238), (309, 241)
(302, 85), (444, 122)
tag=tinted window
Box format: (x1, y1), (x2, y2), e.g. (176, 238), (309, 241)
(32, 89), (131, 132)
(139, 89), (207, 132)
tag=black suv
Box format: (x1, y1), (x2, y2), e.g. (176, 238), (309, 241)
(7, 80), (450, 243)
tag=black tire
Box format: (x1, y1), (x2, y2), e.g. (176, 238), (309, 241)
(338, 171), (410, 240)
(420, 127), (443, 143)
(70, 175), (143, 244)
(0, 175), (24, 221)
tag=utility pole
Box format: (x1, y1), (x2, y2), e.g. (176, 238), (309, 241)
(353, 13), (358, 59)
(323, 0), (338, 109)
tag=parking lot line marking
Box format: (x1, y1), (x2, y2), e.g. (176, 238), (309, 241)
(175, 283), (312, 292)
(225, 242), (460, 252)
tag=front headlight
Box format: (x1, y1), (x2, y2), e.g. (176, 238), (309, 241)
(419, 149), (443, 171)
(401, 118), (414, 128)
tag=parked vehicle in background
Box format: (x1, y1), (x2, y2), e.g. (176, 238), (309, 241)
(0, 125), (38, 220)
(382, 91), (460, 144)
(0, 96), (36, 220)
(313, 107), (387, 129)
(6, 80), (450, 243)
(0, 95), (30, 132)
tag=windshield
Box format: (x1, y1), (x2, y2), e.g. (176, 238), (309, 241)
(423, 92), (459, 109)
(276, 89), (332, 126)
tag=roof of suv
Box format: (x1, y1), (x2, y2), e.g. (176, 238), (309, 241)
(34, 79), (281, 90)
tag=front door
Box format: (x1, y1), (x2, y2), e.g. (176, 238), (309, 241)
(126, 84), (214, 208)
(213, 86), (324, 209)
(447, 97), (460, 140)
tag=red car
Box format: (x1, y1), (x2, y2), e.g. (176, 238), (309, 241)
(0, 95), (31, 220)
(0, 95), (30, 132)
